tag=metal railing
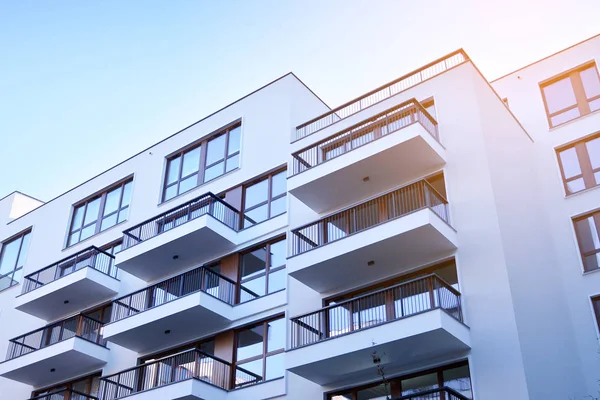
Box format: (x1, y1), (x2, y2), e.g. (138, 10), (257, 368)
(29, 389), (98, 400)
(294, 50), (468, 141)
(122, 192), (241, 250)
(22, 246), (116, 294)
(109, 266), (258, 322)
(391, 386), (470, 400)
(291, 179), (449, 256)
(292, 99), (438, 175)
(290, 274), (462, 348)
(98, 349), (262, 399)
(6, 315), (106, 360)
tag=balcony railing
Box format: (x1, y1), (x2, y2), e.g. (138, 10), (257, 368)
(98, 349), (262, 399)
(29, 389), (98, 400)
(291, 179), (449, 256)
(122, 192), (240, 250)
(290, 274), (462, 348)
(292, 99), (438, 175)
(21, 246), (116, 294)
(391, 387), (470, 400)
(109, 266), (258, 323)
(294, 50), (468, 141)
(6, 315), (105, 360)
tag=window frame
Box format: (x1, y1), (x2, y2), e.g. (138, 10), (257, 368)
(241, 168), (287, 228)
(31, 372), (101, 398)
(238, 236), (286, 298)
(162, 122), (241, 202)
(67, 177), (133, 248)
(0, 228), (32, 292)
(540, 61), (600, 128)
(234, 316), (285, 386)
(556, 131), (600, 195)
(573, 208), (600, 272)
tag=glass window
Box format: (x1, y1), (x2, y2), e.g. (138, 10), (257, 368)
(235, 317), (285, 386)
(541, 63), (600, 127)
(240, 237), (287, 298)
(0, 230), (31, 292)
(557, 134), (600, 195)
(443, 364), (472, 398)
(243, 170), (287, 228)
(574, 211), (600, 272)
(68, 179), (133, 246)
(162, 123), (241, 201)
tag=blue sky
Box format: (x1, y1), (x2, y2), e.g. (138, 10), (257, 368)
(1, 0), (598, 201)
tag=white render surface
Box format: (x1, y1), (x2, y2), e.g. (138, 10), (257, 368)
(0, 36), (599, 400)
(15, 266), (120, 321)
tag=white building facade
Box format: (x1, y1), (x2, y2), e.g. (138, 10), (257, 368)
(0, 34), (599, 400)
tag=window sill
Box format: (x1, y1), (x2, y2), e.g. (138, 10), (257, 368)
(583, 267), (600, 277)
(0, 282), (21, 295)
(564, 184), (600, 201)
(157, 167), (240, 208)
(550, 108), (600, 132)
(62, 220), (128, 251)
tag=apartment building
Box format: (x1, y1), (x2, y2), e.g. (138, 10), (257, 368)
(0, 33), (598, 400)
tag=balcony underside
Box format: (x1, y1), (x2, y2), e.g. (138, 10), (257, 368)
(112, 378), (227, 400)
(15, 267), (119, 321)
(0, 337), (109, 387)
(116, 215), (237, 282)
(289, 124), (445, 214)
(288, 209), (457, 294)
(286, 309), (470, 386)
(103, 292), (233, 353)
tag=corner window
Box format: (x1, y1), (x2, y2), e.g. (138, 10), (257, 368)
(67, 179), (133, 247)
(240, 237), (286, 297)
(242, 169), (286, 228)
(541, 62), (600, 128)
(574, 210), (600, 272)
(557, 133), (600, 194)
(0, 229), (31, 292)
(592, 296), (600, 335)
(235, 317), (285, 386)
(163, 123), (241, 202)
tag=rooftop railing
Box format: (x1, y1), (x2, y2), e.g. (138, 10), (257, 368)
(290, 179), (449, 256)
(6, 314), (106, 360)
(292, 98), (438, 176)
(21, 246), (116, 294)
(290, 274), (462, 348)
(391, 387), (470, 400)
(29, 389), (98, 400)
(109, 266), (258, 323)
(98, 349), (262, 399)
(294, 49), (468, 141)
(122, 192), (240, 250)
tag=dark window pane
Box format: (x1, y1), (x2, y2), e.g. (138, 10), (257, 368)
(265, 353), (284, 380)
(581, 67), (600, 99)
(443, 365), (472, 398)
(206, 134), (226, 166)
(245, 179), (269, 209)
(559, 148), (582, 179)
(166, 156), (181, 185)
(182, 147), (201, 177)
(237, 325), (264, 360)
(584, 253), (600, 272)
(242, 248), (267, 280)
(228, 126), (241, 155)
(544, 77), (577, 113)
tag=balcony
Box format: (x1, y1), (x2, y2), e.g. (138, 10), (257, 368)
(289, 99), (445, 213)
(293, 50), (468, 141)
(15, 247), (119, 321)
(29, 389), (98, 400)
(102, 267), (260, 353)
(98, 349), (262, 400)
(0, 315), (108, 387)
(286, 275), (470, 386)
(288, 180), (457, 293)
(392, 387), (470, 400)
(117, 193), (241, 281)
